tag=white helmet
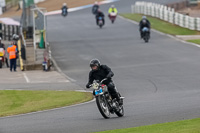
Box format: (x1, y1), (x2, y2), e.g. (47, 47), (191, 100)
(95, 1), (98, 4)
(12, 34), (19, 40)
(63, 3), (67, 6)
(111, 5), (115, 8)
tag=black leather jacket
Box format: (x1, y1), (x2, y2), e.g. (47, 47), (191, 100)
(62, 6), (68, 12)
(95, 11), (105, 19)
(139, 19), (151, 30)
(87, 65), (114, 85)
(92, 5), (99, 14)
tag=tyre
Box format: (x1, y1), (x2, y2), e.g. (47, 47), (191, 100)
(144, 32), (149, 43)
(115, 105), (124, 117)
(145, 38), (149, 43)
(0, 60), (2, 68)
(115, 93), (124, 117)
(96, 95), (110, 119)
(99, 24), (102, 28)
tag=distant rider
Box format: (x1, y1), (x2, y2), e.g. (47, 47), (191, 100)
(86, 59), (122, 105)
(95, 9), (105, 25)
(108, 5), (118, 17)
(92, 1), (99, 15)
(61, 3), (68, 16)
(0, 37), (5, 50)
(0, 37), (9, 68)
(139, 16), (151, 38)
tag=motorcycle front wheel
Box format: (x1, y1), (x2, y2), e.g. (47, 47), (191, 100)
(0, 60), (2, 68)
(144, 32), (149, 43)
(96, 95), (110, 119)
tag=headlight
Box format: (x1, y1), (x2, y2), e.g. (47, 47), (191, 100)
(92, 82), (99, 90)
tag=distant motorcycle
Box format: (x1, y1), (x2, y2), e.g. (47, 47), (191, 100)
(142, 27), (150, 43)
(62, 8), (68, 17)
(108, 12), (117, 24)
(0, 48), (5, 68)
(98, 16), (104, 28)
(90, 78), (124, 119)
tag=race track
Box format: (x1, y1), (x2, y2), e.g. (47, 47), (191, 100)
(0, 0), (200, 133)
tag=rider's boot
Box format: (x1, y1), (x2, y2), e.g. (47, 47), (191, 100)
(113, 93), (123, 106)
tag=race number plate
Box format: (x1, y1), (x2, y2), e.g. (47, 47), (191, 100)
(95, 88), (103, 96)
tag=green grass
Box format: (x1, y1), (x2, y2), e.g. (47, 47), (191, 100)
(187, 39), (200, 45)
(0, 90), (93, 117)
(120, 13), (200, 35)
(95, 118), (200, 133)
(6, 0), (18, 3)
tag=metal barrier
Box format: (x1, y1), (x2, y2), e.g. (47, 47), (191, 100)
(132, 1), (200, 31)
(0, 24), (20, 40)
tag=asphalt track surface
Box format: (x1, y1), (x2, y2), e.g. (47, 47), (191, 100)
(1, 0), (200, 133)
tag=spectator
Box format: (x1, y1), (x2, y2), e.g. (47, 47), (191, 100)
(7, 42), (17, 72)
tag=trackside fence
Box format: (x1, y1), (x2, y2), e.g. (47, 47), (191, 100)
(131, 1), (200, 31)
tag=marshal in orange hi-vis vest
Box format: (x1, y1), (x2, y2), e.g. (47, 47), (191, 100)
(7, 45), (17, 59)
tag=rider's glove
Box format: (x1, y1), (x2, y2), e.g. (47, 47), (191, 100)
(86, 83), (91, 89)
(106, 75), (111, 79)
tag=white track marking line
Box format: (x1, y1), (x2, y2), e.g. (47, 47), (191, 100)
(51, 57), (76, 82)
(23, 73), (30, 83)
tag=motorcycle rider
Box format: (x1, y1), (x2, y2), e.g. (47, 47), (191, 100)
(61, 3), (68, 16)
(0, 37), (5, 49)
(108, 5), (118, 17)
(139, 16), (151, 38)
(0, 37), (9, 68)
(86, 59), (122, 105)
(95, 9), (105, 25)
(92, 1), (99, 15)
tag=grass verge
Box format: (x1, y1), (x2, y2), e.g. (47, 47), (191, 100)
(95, 118), (200, 133)
(187, 39), (200, 45)
(0, 90), (93, 117)
(120, 13), (200, 35)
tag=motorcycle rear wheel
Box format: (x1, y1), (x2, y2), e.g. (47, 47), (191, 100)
(115, 93), (124, 117)
(115, 105), (124, 117)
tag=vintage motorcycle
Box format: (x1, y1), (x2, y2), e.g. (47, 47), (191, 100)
(97, 16), (104, 28)
(90, 78), (124, 119)
(108, 12), (117, 24)
(0, 48), (5, 68)
(142, 27), (150, 43)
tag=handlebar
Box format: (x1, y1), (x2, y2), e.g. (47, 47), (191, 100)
(100, 78), (107, 84)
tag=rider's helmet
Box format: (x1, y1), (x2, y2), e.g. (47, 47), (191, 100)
(12, 34), (19, 41)
(63, 3), (67, 6)
(111, 5), (115, 8)
(142, 16), (147, 19)
(90, 59), (101, 70)
(94, 1), (98, 5)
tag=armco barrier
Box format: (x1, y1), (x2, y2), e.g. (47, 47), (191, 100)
(132, 1), (200, 31)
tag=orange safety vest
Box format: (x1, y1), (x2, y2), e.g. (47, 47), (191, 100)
(7, 45), (17, 59)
